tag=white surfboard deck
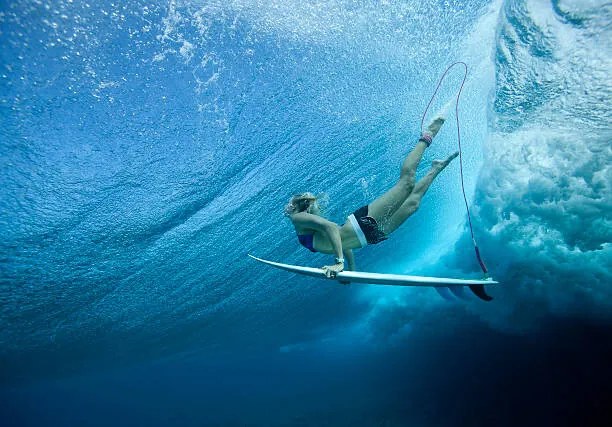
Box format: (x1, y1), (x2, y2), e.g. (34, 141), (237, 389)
(248, 254), (498, 288)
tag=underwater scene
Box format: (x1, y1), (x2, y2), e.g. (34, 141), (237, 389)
(1, 0), (611, 426)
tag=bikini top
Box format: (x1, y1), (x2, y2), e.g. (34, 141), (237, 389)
(297, 233), (317, 253)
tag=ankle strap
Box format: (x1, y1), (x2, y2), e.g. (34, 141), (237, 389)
(419, 133), (433, 147)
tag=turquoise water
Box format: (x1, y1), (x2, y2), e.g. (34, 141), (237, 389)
(1, 1), (611, 425)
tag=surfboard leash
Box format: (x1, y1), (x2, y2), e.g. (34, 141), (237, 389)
(420, 62), (492, 301)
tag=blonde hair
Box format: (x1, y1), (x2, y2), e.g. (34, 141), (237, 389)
(284, 192), (317, 216)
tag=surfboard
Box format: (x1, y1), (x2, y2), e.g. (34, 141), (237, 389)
(248, 254), (498, 288)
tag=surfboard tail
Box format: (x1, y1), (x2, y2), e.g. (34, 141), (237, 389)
(468, 284), (493, 301)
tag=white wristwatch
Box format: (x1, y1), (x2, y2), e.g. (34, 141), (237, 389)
(335, 257), (345, 264)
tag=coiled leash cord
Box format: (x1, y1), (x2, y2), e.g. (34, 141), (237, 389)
(421, 62), (492, 301)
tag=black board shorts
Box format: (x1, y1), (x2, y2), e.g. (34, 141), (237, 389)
(348, 205), (388, 246)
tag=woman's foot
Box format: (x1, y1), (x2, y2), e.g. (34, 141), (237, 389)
(426, 116), (445, 138)
(420, 117), (446, 147)
(432, 151), (459, 170)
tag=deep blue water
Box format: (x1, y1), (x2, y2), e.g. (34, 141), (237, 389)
(1, 0), (611, 426)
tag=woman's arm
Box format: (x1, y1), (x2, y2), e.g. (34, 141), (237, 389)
(290, 212), (344, 276)
(320, 223), (344, 278)
(343, 248), (356, 271)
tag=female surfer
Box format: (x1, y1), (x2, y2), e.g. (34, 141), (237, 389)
(285, 117), (458, 278)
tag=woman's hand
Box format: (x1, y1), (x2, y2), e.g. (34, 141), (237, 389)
(322, 262), (344, 278)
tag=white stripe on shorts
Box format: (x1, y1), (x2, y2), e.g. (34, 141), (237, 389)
(348, 214), (368, 248)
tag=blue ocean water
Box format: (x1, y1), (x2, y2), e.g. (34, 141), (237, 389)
(1, 0), (611, 426)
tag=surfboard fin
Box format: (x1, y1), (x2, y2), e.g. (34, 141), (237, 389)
(468, 284), (493, 301)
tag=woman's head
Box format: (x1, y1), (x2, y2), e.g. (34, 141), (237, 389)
(284, 192), (319, 216)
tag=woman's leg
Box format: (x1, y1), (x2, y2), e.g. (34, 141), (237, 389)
(367, 117), (445, 222)
(382, 151), (459, 234)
